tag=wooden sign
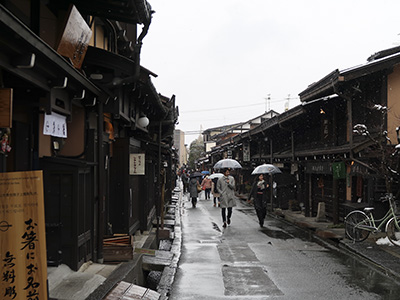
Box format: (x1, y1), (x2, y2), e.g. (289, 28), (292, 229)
(0, 88), (13, 128)
(56, 5), (92, 69)
(0, 171), (47, 300)
(129, 153), (145, 175)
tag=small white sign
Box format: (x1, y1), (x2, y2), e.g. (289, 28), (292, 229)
(130, 153), (145, 175)
(43, 112), (67, 138)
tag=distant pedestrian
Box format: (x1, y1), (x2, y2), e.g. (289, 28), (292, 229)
(217, 168), (237, 228)
(211, 177), (220, 207)
(181, 171), (189, 193)
(201, 175), (212, 200)
(248, 174), (269, 227)
(189, 176), (200, 208)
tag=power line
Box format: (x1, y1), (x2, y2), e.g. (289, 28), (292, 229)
(180, 97), (299, 114)
(182, 102), (263, 113)
(184, 131), (203, 135)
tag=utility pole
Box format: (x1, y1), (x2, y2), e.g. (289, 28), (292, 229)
(285, 94), (290, 111)
(264, 94), (271, 112)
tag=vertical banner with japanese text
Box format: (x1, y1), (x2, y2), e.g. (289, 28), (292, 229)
(0, 171), (47, 300)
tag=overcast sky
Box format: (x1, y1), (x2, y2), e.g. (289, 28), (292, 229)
(140, 1), (400, 145)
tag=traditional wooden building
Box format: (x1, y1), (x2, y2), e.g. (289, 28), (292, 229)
(0, 0), (177, 271)
(206, 46), (400, 224)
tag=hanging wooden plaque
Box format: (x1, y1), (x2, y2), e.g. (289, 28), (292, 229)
(0, 88), (13, 128)
(56, 5), (92, 69)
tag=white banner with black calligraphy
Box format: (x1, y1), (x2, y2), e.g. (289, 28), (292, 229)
(43, 112), (67, 138)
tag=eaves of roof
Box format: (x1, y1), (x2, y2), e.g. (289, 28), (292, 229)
(249, 105), (306, 137)
(340, 51), (400, 81)
(299, 50), (400, 102)
(203, 122), (243, 135)
(299, 69), (340, 102)
(0, 5), (101, 98)
(49, 0), (153, 25)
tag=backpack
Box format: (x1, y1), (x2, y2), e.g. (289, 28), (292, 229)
(212, 178), (219, 193)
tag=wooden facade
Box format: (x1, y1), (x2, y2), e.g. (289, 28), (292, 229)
(205, 47), (400, 224)
(0, 0), (178, 271)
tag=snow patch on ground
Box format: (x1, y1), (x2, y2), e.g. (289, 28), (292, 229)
(376, 237), (394, 246)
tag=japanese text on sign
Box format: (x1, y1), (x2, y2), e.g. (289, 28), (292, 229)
(43, 112), (67, 138)
(0, 171), (47, 300)
(129, 153), (145, 175)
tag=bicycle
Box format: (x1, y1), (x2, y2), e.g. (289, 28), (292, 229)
(344, 193), (400, 246)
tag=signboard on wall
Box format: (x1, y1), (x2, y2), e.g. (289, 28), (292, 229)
(0, 88), (13, 128)
(305, 162), (332, 174)
(243, 142), (250, 162)
(332, 161), (346, 179)
(130, 153), (145, 175)
(43, 112), (67, 138)
(0, 171), (47, 300)
(56, 5), (92, 69)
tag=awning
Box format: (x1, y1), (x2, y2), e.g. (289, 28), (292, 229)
(48, 0), (153, 24)
(0, 5), (101, 99)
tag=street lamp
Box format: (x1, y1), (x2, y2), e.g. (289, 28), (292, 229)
(137, 116), (149, 127)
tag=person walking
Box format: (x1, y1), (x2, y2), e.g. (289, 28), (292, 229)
(201, 175), (212, 200)
(188, 176), (200, 208)
(217, 168), (236, 228)
(248, 174), (269, 227)
(211, 177), (220, 207)
(181, 170), (189, 193)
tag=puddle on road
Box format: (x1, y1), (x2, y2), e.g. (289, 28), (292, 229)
(335, 251), (400, 299)
(259, 228), (293, 240)
(199, 239), (221, 244)
(212, 222), (221, 232)
(269, 218), (400, 298)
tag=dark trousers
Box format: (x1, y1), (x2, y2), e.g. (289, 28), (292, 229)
(255, 193), (266, 225)
(221, 207), (232, 223)
(256, 207), (266, 225)
(191, 197), (197, 207)
(205, 188), (211, 199)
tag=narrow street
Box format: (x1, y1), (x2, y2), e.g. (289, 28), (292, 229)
(169, 191), (400, 300)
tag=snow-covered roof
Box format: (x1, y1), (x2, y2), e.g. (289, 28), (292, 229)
(299, 46), (400, 102)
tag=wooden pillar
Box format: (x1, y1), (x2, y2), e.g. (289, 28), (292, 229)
(304, 173), (311, 217)
(97, 100), (104, 262)
(332, 178), (339, 224)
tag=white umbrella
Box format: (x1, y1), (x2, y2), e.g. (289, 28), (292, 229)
(251, 164), (282, 175)
(213, 158), (242, 170)
(209, 173), (224, 179)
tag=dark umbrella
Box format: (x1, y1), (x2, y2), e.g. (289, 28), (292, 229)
(190, 171), (203, 178)
(251, 164), (282, 175)
(213, 158), (242, 170)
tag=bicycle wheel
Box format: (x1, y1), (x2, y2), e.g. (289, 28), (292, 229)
(345, 211), (370, 242)
(386, 217), (400, 246)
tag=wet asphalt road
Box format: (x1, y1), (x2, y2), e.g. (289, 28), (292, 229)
(169, 192), (400, 300)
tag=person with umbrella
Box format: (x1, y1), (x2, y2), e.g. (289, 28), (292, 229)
(217, 168), (237, 228)
(248, 164), (281, 226)
(248, 174), (269, 227)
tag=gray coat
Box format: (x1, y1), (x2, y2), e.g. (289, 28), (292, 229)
(217, 175), (237, 208)
(189, 177), (199, 198)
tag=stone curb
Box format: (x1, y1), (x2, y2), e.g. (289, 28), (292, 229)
(157, 188), (183, 300)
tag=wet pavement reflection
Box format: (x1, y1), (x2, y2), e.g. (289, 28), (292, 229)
(271, 216), (400, 299)
(172, 197), (400, 299)
(238, 207), (400, 298)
